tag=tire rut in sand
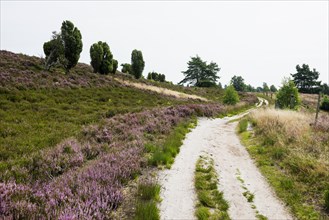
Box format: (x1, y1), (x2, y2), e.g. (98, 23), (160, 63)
(159, 108), (292, 219)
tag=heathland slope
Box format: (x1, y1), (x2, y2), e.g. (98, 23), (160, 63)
(0, 50), (258, 218)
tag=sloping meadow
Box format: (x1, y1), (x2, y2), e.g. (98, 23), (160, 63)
(0, 104), (232, 219)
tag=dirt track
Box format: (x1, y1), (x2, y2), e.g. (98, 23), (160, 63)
(158, 99), (292, 219)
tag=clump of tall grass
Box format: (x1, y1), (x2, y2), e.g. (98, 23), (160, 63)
(238, 118), (248, 133)
(135, 180), (160, 220)
(314, 114), (329, 132)
(137, 181), (160, 201)
(250, 108), (312, 145)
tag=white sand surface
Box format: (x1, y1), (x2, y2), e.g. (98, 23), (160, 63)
(159, 99), (292, 220)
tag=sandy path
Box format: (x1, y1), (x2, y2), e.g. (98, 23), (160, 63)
(114, 78), (208, 101)
(159, 100), (292, 220)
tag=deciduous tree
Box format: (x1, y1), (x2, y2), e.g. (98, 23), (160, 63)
(223, 85), (239, 105)
(276, 79), (300, 109)
(230, 75), (245, 92)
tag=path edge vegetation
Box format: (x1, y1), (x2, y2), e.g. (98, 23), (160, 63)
(237, 112), (329, 219)
(194, 154), (230, 220)
(133, 101), (258, 219)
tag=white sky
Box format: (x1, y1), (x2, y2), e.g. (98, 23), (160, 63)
(1, 1), (328, 87)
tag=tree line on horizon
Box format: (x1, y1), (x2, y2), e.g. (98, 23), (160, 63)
(42, 20), (328, 108)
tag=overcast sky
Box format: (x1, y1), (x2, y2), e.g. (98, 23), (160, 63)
(1, 1), (328, 87)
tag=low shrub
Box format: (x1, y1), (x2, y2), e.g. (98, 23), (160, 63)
(223, 85), (239, 105)
(320, 95), (329, 111)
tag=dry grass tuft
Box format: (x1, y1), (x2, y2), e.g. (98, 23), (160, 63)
(300, 93), (319, 110)
(250, 109), (329, 165)
(250, 108), (312, 144)
(314, 114), (329, 132)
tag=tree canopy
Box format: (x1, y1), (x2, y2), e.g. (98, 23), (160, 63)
(263, 82), (270, 95)
(121, 63), (131, 74)
(43, 20), (82, 72)
(321, 83), (329, 95)
(291, 64), (321, 94)
(61, 21), (83, 70)
(276, 79), (300, 109)
(43, 32), (64, 70)
(223, 85), (239, 105)
(179, 56), (220, 87)
(147, 72), (166, 82)
(131, 49), (145, 79)
(230, 75), (246, 92)
(90, 41), (115, 74)
(270, 85), (277, 92)
(245, 84), (256, 92)
(112, 59), (118, 74)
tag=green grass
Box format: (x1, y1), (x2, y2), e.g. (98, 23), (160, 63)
(135, 200), (159, 220)
(325, 190), (329, 210)
(195, 207), (210, 220)
(0, 87), (190, 175)
(148, 117), (197, 168)
(242, 191), (254, 203)
(194, 155), (230, 220)
(239, 130), (322, 219)
(137, 182), (161, 201)
(135, 180), (161, 220)
(238, 118), (248, 133)
(256, 213), (268, 220)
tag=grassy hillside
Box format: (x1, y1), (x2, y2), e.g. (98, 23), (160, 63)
(0, 50), (258, 218)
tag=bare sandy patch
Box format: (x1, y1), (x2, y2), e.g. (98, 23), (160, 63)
(114, 78), (208, 101)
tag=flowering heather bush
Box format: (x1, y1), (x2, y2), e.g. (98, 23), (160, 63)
(0, 103), (235, 218)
